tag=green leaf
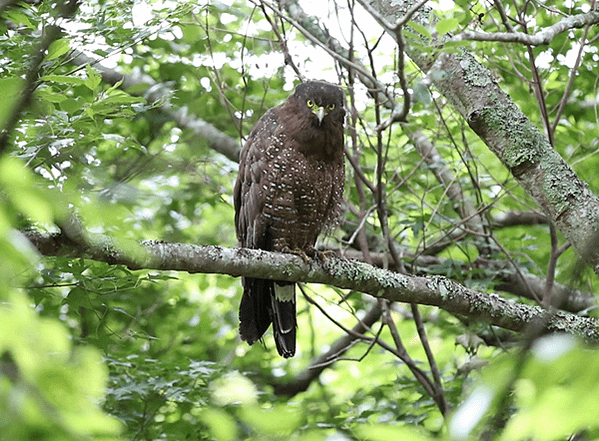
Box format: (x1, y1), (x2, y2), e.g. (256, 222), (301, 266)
(412, 81), (431, 105)
(0, 292), (123, 439)
(60, 97), (85, 113)
(0, 78), (23, 130)
(85, 64), (103, 91)
(200, 409), (237, 441)
(240, 405), (302, 435)
(64, 286), (89, 310)
(210, 372), (258, 406)
(42, 74), (87, 86)
(4, 10), (35, 29)
(353, 424), (434, 440)
(407, 21), (432, 38)
(0, 157), (54, 225)
(436, 18), (460, 35)
(46, 38), (71, 60)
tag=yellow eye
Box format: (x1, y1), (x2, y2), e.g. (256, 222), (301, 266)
(327, 103), (335, 111)
(306, 99), (315, 108)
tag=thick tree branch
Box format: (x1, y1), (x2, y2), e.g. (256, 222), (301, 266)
(491, 211), (547, 227)
(337, 248), (595, 313)
(367, 0), (599, 276)
(452, 11), (599, 46)
(24, 230), (599, 343)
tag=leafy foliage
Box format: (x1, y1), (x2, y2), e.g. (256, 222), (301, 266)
(1, 0), (599, 440)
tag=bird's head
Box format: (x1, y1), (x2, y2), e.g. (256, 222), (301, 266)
(306, 99), (336, 125)
(293, 81), (345, 126)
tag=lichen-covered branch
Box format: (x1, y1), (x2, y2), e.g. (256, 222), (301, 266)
(337, 248), (595, 313)
(367, 0), (599, 275)
(24, 230), (599, 343)
(451, 11), (599, 46)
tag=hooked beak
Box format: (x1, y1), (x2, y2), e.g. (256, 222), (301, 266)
(316, 106), (325, 125)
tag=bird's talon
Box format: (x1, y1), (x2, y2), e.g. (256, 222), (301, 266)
(282, 246), (312, 263)
(315, 249), (337, 261)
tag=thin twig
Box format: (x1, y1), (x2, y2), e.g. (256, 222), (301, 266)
(543, 222), (559, 307)
(550, 23), (592, 135)
(411, 303), (449, 415)
(383, 302), (437, 399)
(524, 40), (554, 145)
(258, 1), (304, 79)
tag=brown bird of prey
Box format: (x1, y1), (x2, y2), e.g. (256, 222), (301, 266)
(234, 80), (345, 358)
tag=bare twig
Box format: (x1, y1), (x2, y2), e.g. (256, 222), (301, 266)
(543, 222), (572, 308)
(550, 24), (592, 135)
(543, 222), (559, 307)
(411, 303), (449, 415)
(383, 301), (437, 400)
(257, 1), (304, 79)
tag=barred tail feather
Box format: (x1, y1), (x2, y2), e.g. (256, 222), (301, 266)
(272, 283), (296, 358)
(239, 277), (296, 357)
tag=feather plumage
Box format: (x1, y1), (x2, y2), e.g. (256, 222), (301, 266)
(234, 80), (345, 357)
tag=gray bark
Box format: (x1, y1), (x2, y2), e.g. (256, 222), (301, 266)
(24, 230), (599, 343)
(368, 0), (599, 274)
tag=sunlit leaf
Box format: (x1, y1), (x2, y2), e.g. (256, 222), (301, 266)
(354, 423), (434, 440)
(0, 78), (23, 131)
(85, 64), (103, 91)
(435, 18), (459, 35)
(240, 405), (303, 435)
(46, 38), (71, 61)
(200, 408), (238, 441)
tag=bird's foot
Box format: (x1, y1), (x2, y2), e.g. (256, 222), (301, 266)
(281, 246), (312, 264)
(314, 249), (338, 262)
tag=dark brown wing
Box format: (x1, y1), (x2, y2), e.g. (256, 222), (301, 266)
(234, 105), (296, 357)
(234, 107), (280, 250)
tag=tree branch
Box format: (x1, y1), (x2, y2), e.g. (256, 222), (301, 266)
(368, 0), (599, 275)
(24, 230), (599, 343)
(451, 11), (599, 46)
(336, 246), (595, 313)
(491, 211), (547, 227)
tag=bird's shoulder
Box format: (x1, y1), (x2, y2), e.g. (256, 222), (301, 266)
(242, 102), (301, 159)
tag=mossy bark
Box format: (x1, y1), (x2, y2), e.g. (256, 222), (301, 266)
(370, 0), (599, 274)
